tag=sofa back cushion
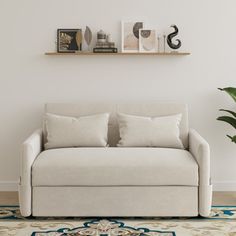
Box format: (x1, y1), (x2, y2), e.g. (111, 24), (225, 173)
(44, 113), (109, 149)
(117, 113), (184, 148)
(44, 102), (189, 148)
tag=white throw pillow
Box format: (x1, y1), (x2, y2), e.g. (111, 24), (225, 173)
(45, 113), (109, 149)
(117, 113), (184, 149)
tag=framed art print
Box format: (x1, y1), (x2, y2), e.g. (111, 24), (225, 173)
(139, 29), (156, 52)
(57, 29), (82, 53)
(121, 21), (144, 52)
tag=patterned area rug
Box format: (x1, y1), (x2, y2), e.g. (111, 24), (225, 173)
(0, 206), (235, 235)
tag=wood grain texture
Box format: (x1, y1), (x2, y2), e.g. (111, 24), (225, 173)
(45, 52), (191, 56)
(0, 192), (18, 205)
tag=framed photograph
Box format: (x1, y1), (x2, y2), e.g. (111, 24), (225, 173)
(57, 29), (82, 53)
(139, 29), (156, 53)
(121, 21), (144, 52)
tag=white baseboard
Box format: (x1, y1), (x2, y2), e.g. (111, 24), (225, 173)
(0, 181), (18, 191)
(213, 181), (236, 191)
(0, 181), (235, 192)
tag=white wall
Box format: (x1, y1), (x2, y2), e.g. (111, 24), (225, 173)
(0, 0), (236, 191)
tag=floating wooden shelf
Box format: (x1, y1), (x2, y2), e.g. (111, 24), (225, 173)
(45, 52), (190, 56)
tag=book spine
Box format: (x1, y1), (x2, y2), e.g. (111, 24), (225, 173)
(93, 48), (118, 53)
(95, 43), (115, 48)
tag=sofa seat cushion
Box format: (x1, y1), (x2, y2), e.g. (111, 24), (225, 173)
(32, 148), (198, 187)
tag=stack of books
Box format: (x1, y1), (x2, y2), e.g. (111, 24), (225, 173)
(93, 42), (117, 53)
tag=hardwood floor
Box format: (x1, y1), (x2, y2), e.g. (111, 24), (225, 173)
(0, 192), (19, 205)
(0, 191), (235, 206)
(213, 191), (236, 205)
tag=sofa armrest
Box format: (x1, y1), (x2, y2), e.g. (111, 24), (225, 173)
(189, 128), (212, 216)
(189, 129), (210, 186)
(19, 129), (43, 217)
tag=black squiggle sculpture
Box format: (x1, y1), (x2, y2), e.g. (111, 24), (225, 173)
(167, 25), (182, 50)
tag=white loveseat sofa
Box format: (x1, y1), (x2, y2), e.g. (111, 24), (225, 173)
(19, 103), (212, 217)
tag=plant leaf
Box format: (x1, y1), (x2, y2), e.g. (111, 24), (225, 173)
(232, 135), (236, 143)
(217, 116), (236, 129)
(219, 109), (236, 118)
(218, 87), (236, 102)
(84, 26), (92, 46)
(227, 135), (236, 143)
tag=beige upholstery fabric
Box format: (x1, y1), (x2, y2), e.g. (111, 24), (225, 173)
(19, 103), (212, 217)
(32, 186), (198, 217)
(44, 103), (189, 148)
(45, 113), (109, 149)
(117, 113), (184, 148)
(189, 129), (212, 217)
(32, 147), (198, 186)
(19, 129), (43, 217)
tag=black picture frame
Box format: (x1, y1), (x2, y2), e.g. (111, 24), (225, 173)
(57, 29), (82, 53)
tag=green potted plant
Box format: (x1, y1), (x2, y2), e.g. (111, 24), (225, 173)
(217, 87), (236, 143)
